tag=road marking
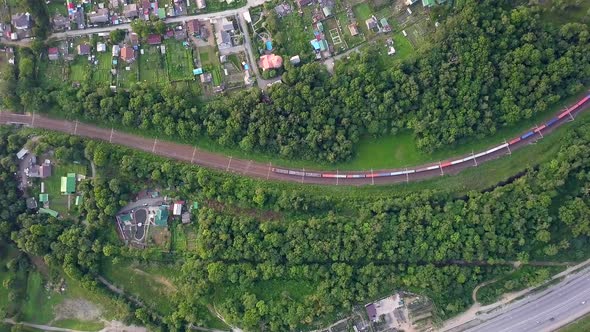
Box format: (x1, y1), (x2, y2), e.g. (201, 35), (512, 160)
(109, 128), (114, 143)
(569, 111), (575, 121)
(406, 168), (409, 183)
(505, 139), (512, 155)
(472, 151), (477, 166)
(336, 169), (339, 185)
(31, 112), (35, 126)
(371, 168), (374, 185)
(535, 125), (543, 139)
(267, 162), (271, 180)
(226, 156), (232, 171)
(439, 161), (444, 176)
(301, 168), (305, 183)
(152, 138), (157, 153)
(73, 120), (79, 135)
(191, 147), (197, 163)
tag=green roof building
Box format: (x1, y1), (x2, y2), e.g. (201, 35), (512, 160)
(422, 0), (435, 7)
(191, 201), (199, 211)
(39, 193), (48, 203)
(158, 8), (166, 19)
(61, 173), (76, 194)
(75, 195), (82, 206)
(154, 206), (169, 226)
(39, 208), (59, 218)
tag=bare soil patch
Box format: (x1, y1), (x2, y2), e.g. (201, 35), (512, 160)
(54, 298), (102, 321)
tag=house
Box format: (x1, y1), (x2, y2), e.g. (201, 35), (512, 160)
(366, 303), (378, 322)
(154, 205), (169, 226)
(120, 45), (135, 62)
(110, 0), (120, 8)
(141, 0), (152, 17)
(290, 55), (300, 65)
(39, 208), (59, 218)
(77, 44), (91, 55)
(200, 72), (212, 83)
(39, 161), (51, 178)
(39, 193), (48, 204)
(274, 3), (292, 17)
(297, 0), (313, 7)
(181, 212), (191, 224)
(97, 42), (107, 52)
(196, 0), (206, 9)
(348, 23), (359, 36)
(422, 0), (435, 6)
(52, 14), (69, 31)
(88, 8), (109, 24)
(129, 32), (139, 46)
(221, 18), (234, 32)
(174, 29), (186, 40)
(173, 201), (183, 216)
(147, 34), (162, 45)
(380, 18), (391, 32)
(258, 54), (283, 71)
(123, 3), (139, 18)
(48, 47), (59, 61)
(157, 8), (166, 19)
(186, 19), (200, 35)
(322, 6), (332, 17)
(12, 13), (31, 30)
(60, 173), (76, 194)
(112, 44), (120, 57)
(365, 16), (378, 31)
(217, 30), (232, 49)
(16, 148), (27, 160)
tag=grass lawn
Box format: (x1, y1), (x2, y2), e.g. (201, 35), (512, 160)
(52, 319), (105, 331)
(171, 223), (188, 251)
(100, 259), (178, 315)
(70, 56), (92, 83)
(199, 48), (210, 63)
(0, 245), (25, 316)
(39, 59), (68, 88)
(337, 12), (365, 48)
(19, 270), (126, 325)
(165, 40), (194, 81)
(353, 3), (372, 21)
(117, 60), (139, 88)
(139, 46), (168, 85)
(43, 162), (87, 216)
(275, 9), (315, 58)
(92, 52), (112, 86)
(227, 53), (241, 69)
(560, 314), (590, 332)
(47, 0), (68, 16)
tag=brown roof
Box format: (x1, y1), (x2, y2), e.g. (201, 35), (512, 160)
(147, 34), (161, 44)
(39, 164), (51, 178)
(120, 46), (135, 61)
(77, 44), (91, 55)
(186, 19), (200, 34)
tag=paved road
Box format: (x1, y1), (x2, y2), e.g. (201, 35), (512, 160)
(50, 0), (268, 40)
(461, 266), (590, 332)
(1, 95), (588, 186)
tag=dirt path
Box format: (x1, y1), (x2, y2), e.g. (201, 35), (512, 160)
(131, 268), (177, 292)
(0, 94), (588, 186)
(2, 318), (85, 332)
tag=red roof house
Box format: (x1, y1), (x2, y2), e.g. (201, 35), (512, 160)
(258, 54), (283, 71)
(147, 34), (162, 45)
(120, 46), (135, 62)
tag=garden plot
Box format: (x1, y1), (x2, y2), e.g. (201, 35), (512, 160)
(165, 40), (195, 82)
(70, 56), (92, 83)
(117, 60), (139, 88)
(139, 46), (168, 85)
(39, 59), (67, 88)
(92, 52), (112, 86)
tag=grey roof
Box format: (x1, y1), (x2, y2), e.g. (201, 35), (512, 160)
(12, 13), (31, 30)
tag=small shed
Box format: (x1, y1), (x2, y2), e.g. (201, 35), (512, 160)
(39, 193), (49, 203)
(193, 67), (203, 75)
(97, 42), (107, 52)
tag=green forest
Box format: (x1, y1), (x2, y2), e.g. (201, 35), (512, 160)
(1, 111), (590, 329)
(2, 0), (588, 163)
